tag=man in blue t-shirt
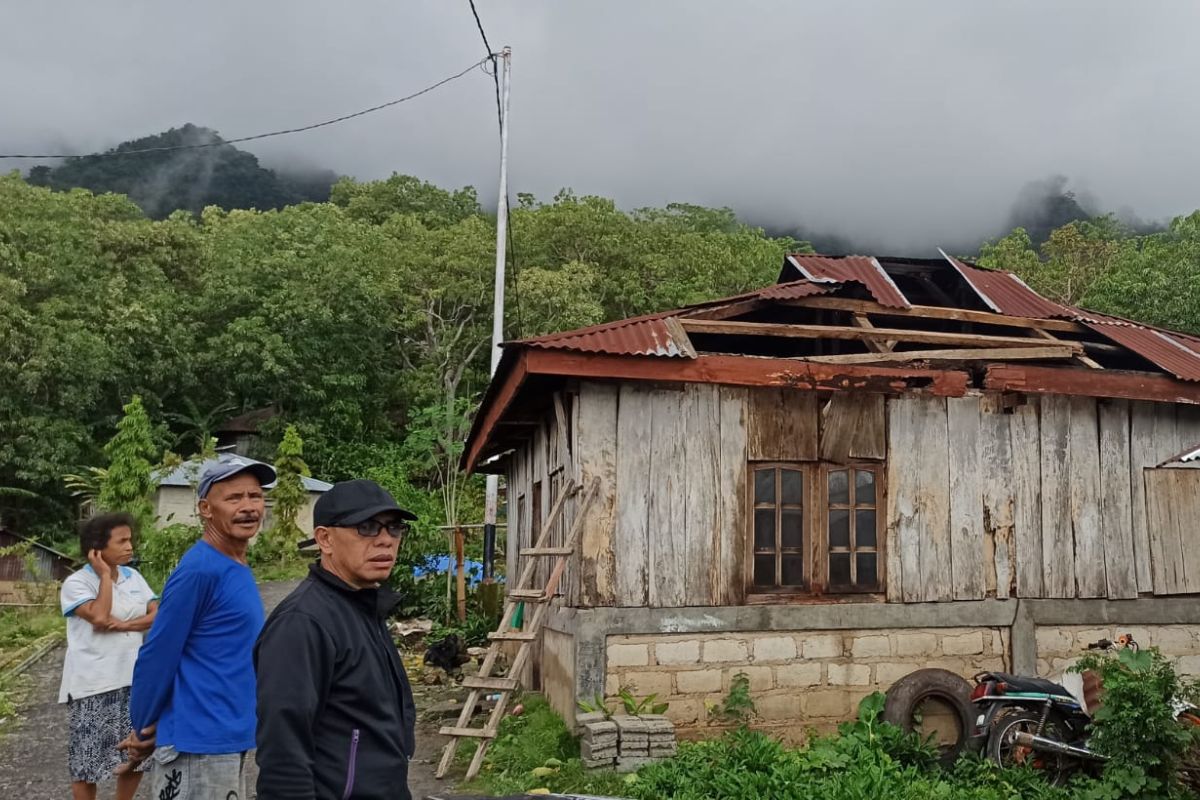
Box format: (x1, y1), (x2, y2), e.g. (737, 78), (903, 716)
(122, 454), (276, 800)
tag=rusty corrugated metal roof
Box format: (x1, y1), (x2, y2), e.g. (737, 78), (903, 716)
(518, 311), (686, 357)
(1080, 313), (1200, 382)
(786, 255), (910, 309)
(941, 251), (1075, 319)
(517, 280), (832, 358)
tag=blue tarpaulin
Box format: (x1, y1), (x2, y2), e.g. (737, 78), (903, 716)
(412, 555), (494, 587)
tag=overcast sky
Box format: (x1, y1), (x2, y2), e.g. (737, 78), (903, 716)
(4, 1), (1199, 251)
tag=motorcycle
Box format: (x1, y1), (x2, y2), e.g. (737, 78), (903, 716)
(968, 635), (1132, 784)
(969, 634), (1200, 786)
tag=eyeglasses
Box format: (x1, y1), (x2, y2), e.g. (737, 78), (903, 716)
(351, 518), (409, 539)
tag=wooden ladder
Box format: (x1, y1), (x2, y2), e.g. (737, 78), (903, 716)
(436, 476), (600, 781)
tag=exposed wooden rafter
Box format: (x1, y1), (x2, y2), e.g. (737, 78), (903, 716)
(679, 318), (1086, 353)
(804, 345), (1077, 366)
(851, 313), (894, 352)
(1032, 327), (1104, 369)
(781, 296), (1087, 334)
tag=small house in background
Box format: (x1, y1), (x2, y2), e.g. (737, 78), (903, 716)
(464, 251), (1200, 741)
(154, 454), (333, 531)
(0, 528), (76, 603)
(214, 406), (278, 456)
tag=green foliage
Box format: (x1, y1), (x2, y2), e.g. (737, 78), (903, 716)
(1072, 647), (1200, 798)
(28, 124), (336, 219)
(253, 425), (309, 569)
(137, 522), (200, 591)
(617, 686), (670, 716)
(96, 396), (162, 533)
(711, 671), (757, 725)
(460, 694), (628, 797)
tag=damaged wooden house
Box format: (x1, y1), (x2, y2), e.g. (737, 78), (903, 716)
(462, 252), (1200, 739)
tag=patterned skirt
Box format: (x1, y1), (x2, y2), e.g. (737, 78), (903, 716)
(66, 686), (146, 783)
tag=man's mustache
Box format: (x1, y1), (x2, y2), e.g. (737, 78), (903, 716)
(233, 514), (261, 523)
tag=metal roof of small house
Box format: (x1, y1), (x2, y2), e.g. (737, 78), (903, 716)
(156, 456), (333, 493)
(463, 251), (1200, 472)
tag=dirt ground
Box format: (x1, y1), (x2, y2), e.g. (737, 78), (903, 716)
(0, 579), (457, 800)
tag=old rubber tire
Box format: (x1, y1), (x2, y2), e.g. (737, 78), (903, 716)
(882, 667), (973, 764)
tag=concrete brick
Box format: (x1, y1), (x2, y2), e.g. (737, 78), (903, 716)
(753, 636), (798, 663)
(1072, 628), (1115, 651)
(621, 671), (672, 697)
(756, 694), (801, 721)
(942, 632), (985, 656)
(1035, 627), (1073, 656)
(664, 699), (703, 725)
(738, 666), (775, 692)
(802, 634), (843, 659)
(1177, 655), (1200, 677)
(1151, 627), (1197, 654)
(775, 662), (823, 687)
(606, 674), (619, 696)
(874, 662), (916, 685)
(675, 669), (723, 694)
(575, 711), (607, 728)
(990, 630), (1005, 656)
(608, 643), (650, 667)
(803, 690), (850, 718)
(655, 639), (702, 665)
(616, 757), (655, 773)
(850, 635), (890, 658)
(893, 632), (938, 657)
(826, 663), (871, 686)
(703, 639), (749, 663)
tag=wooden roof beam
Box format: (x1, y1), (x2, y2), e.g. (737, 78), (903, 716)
(679, 318), (1085, 353)
(780, 296), (1088, 334)
(985, 364), (1200, 405)
(805, 345), (1077, 366)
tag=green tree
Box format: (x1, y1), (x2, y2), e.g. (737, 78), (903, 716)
(262, 425), (310, 563)
(96, 396), (161, 533)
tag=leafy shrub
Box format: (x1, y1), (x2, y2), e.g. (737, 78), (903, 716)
(1072, 646), (1200, 799)
(710, 671), (756, 724)
(136, 522), (200, 591)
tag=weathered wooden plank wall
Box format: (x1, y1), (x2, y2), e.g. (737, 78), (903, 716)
(517, 381), (1195, 608)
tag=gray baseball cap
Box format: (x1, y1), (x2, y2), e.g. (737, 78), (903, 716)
(197, 454), (277, 499)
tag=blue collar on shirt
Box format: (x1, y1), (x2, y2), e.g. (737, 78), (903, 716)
(82, 564), (133, 580)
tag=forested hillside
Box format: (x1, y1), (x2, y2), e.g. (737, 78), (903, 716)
(3, 166), (1200, 544)
(26, 124), (337, 218)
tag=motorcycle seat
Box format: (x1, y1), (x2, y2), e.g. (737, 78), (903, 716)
(989, 672), (1074, 698)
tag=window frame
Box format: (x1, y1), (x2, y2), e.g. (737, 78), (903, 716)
(746, 462), (812, 593)
(745, 460), (885, 599)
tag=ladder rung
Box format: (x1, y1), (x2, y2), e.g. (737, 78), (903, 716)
(508, 589), (547, 601)
(439, 726), (497, 739)
(462, 676), (519, 691)
(520, 547), (574, 557)
(489, 631), (538, 641)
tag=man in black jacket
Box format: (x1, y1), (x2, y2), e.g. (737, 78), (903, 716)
(254, 479), (417, 800)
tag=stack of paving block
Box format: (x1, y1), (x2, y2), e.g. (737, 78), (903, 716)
(576, 712), (618, 769)
(639, 714), (678, 760)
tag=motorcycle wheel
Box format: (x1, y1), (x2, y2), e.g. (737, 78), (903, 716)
(987, 708), (1074, 786)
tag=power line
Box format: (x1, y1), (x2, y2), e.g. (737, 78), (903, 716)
(467, 0), (503, 135)
(0, 56), (491, 160)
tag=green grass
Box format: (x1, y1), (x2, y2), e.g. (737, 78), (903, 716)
(460, 692), (1181, 800)
(0, 606), (64, 722)
(458, 694), (630, 797)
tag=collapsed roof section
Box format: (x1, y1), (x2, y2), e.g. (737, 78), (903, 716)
(464, 253), (1200, 471)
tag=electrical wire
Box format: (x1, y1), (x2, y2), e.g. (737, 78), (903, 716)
(466, 0), (520, 337)
(0, 56), (491, 160)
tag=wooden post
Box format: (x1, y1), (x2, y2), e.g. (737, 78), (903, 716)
(455, 526), (467, 623)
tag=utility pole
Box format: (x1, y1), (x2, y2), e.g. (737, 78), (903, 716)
(482, 46), (511, 584)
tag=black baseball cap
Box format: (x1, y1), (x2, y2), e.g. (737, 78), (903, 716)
(313, 479), (416, 528)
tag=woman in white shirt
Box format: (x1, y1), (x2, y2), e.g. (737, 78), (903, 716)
(59, 512), (158, 800)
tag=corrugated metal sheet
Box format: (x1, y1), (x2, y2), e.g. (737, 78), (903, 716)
(1082, 313), (1200, 382)
(786, 255), (910, 308)
(518, 280), (831, 358)
(519, 311), (687, 357)
(941, 251), (1074, 319)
